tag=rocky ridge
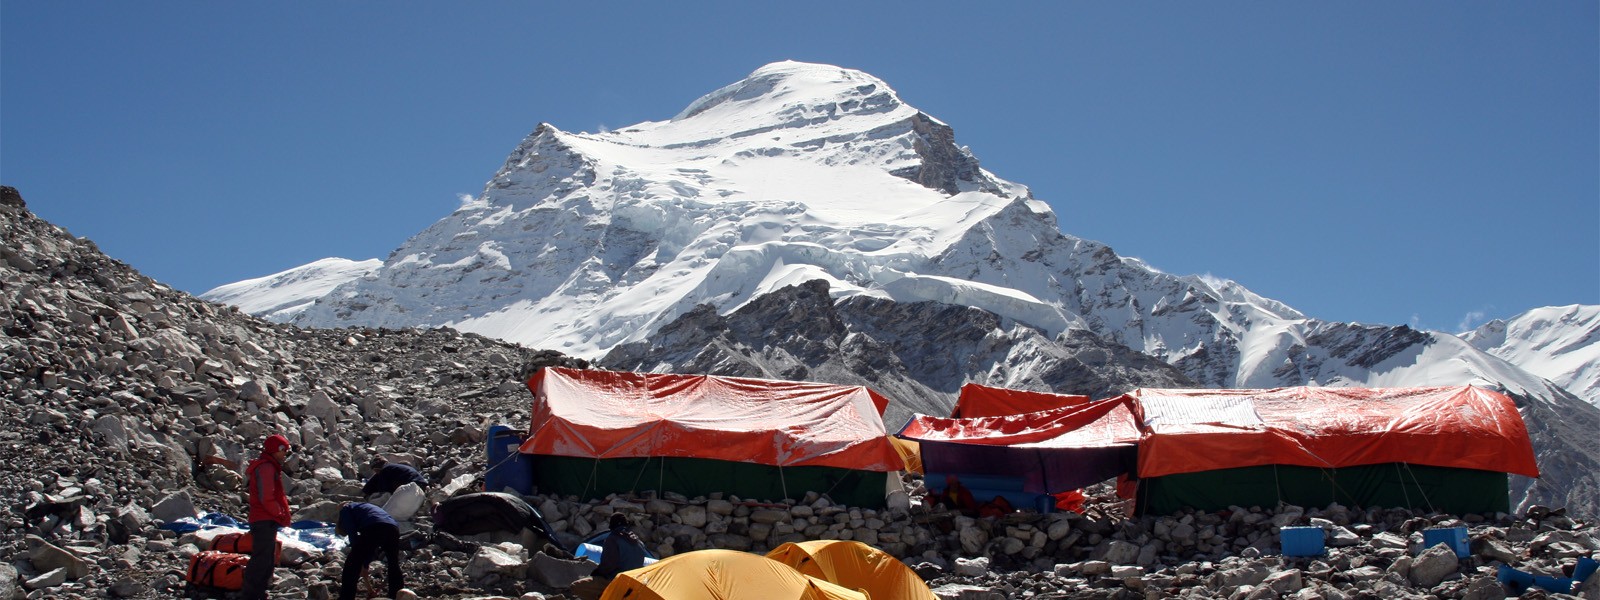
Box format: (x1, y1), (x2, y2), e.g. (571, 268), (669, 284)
(3, 185), (1597, 599)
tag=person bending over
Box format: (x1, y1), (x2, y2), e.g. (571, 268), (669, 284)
(569, 513), (649, 600)
(336, 501), (404, 600)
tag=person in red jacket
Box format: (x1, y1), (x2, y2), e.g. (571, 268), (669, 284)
(242, 434), (293, 600)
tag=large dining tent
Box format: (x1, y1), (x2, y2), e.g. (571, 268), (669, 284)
(1129, 386), (1539, 515)
(520, 367), (905, 507)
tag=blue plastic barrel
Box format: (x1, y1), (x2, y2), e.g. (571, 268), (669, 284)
(485, 425), (534, 495)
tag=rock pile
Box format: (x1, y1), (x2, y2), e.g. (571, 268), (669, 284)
(1, 185), (1596, 599)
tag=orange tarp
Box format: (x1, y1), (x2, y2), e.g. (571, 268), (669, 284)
(521, 368), (904, 472)
(767, 540), (937, 600)
(601, 549), (867, 600)
(1132, 386), (1539, 478)
(948, 383), (1089, 418)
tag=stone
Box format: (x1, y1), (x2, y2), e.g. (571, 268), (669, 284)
(0, 563), (17, 599)
(930, 584), (1006, 600)
(1408, 543), (1459, 587)
(149, 491), (198, 524)
(466, 544), (528, 582)
(678, 504), (708, 528)
(22, 567), (66, 591)
(1260, 569), (1303, 594)
(952, 556), (990, 577)
(1101, 539), (1140, 564)
(527, 551), (595, 589)
(26, 534), (90, 580)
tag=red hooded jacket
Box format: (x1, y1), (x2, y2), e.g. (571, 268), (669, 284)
(245, 435), (292, 526)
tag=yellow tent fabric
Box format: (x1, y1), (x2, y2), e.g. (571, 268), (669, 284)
(599, 549), (869, 600)
(888, 436), (923, 475)
(766, 540), (937, 600)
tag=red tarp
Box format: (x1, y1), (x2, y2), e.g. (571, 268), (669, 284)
(948, 383), (1089, 418)
(521, 368), (904, 472)
(896, 397), (1141, 492)
(1132, 386), (1540, 478)
(901, 396), (1140, 449)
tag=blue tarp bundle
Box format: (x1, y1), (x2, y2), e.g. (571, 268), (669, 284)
(161, 512), (346, 552)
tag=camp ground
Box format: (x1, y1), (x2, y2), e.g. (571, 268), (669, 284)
(504, 367), (906, 508)
(488, 370), (1539, 518)
(897, 384), (1539, 517)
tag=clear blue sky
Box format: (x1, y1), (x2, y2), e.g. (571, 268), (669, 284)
(4, 2), (1595, 333)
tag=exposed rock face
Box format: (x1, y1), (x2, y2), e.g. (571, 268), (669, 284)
(601, 279), (1195, 427)
(891, 113), (1000, 195)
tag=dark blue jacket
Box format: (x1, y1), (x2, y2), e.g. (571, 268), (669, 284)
(337, 502), (398, 537)
(595, 526), (648, 578)
(363, 463), (428, 496)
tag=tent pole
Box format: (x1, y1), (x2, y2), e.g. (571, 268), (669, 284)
(780, 464), (789, 501)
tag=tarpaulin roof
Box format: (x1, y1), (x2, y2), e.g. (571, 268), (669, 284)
(1131, 386), (1540, 478)
(948, 383), (1089, 418)
(896, 397), (1141, 492)
(521, 368), (904, 472)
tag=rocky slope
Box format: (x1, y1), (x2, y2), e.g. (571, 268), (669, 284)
(5, 186), (1600, 598)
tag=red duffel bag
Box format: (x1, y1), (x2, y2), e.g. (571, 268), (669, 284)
(187, 550), (249, 590)
(211, 531), (282, 562)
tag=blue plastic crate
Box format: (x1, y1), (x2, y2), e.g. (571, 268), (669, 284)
(1280, 526), (1325, 557)
(1422, 526), (1469, 558)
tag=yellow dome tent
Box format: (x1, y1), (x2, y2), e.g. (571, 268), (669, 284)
(599, 549), (868, 600)
(766, 540), (937, 600)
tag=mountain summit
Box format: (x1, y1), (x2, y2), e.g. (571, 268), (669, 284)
(206, 62), (1600, 513)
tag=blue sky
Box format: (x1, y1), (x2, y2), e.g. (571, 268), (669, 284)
(3, 2), (1595, 333)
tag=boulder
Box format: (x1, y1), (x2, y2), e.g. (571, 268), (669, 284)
(26, 534), (90, 580)
(466, 543), (529, 583)
(1408, 543), (1459, 587)
(527, 551), (595, 589)
(149, 491), (198, 524)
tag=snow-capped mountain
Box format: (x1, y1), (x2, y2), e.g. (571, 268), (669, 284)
(206, 61), (1600, 514)
(202, 257), (380, 321)
(1462, 305), (1600, 408)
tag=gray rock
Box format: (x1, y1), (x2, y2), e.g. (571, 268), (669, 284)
(0, 563), (16, 599)
(22, 568), (65, 592)
(1408, 544), (1459, 587)
(149, 491), (197, 524)
(931, 584), (1006, 600)
(466, 543), (528, 582)
(25, 535), (90, 580)
(527, 551), (595, 589)
(952, 556), (990, 577)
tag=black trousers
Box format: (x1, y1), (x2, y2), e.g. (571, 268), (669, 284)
(339, 522), (403, 600)
(241, 520), (279, 600)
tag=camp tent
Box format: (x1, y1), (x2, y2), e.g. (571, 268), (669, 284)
(766, 540), (937, 600)
(521, 368), (904, 507)
(1130, 386), (1539, 515)
(599, 549), (868, 600)
(947, 383), (1089, 418)
(897, 396), (1142, 509)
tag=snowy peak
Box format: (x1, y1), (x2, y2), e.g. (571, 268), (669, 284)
(1462, 304), (1600, 407)
(200, 257), (380, 321)
(674, 61), (906, 124)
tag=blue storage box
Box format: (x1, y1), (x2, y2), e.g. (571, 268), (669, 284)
(1280, 526), (1325, 556)
(1422, 526), (1469, 558)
